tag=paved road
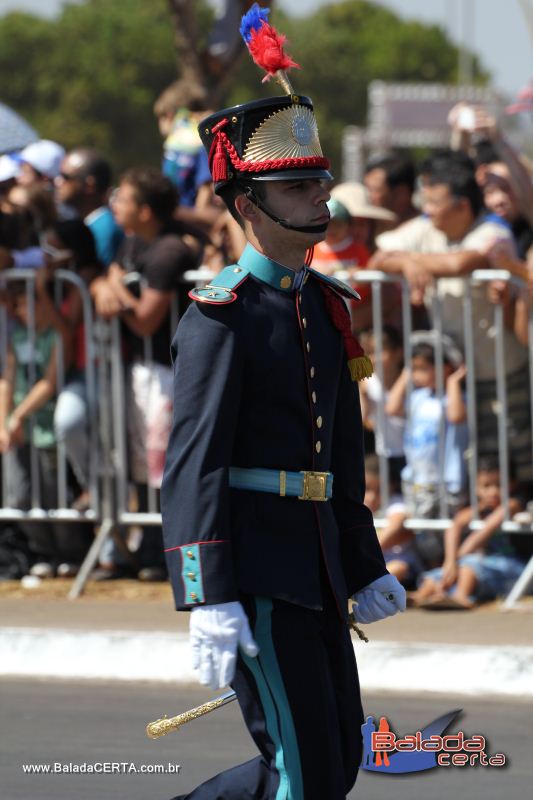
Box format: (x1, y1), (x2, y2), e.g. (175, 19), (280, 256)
(2, 678), (529, 799)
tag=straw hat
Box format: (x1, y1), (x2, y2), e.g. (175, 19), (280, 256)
(330, 181), (397, 222)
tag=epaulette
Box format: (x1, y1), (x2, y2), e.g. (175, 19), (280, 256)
(188, 264), (251, 304)
(307, 267), (361, 302)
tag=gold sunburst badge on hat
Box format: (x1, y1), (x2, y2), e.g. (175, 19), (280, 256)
(243, 105), (323, 163)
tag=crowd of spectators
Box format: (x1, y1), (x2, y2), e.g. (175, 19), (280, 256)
(0, 94), (532, 605)
(315, 103), (533, 608)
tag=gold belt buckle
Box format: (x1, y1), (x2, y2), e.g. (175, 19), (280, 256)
(299, 471), (329, 501)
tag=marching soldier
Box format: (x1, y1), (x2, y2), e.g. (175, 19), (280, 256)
(161, 6), (406, 798)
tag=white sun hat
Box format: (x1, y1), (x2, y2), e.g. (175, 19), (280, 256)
(0, 154), (20, 182)
(18, 139), (65, 179)
(331, 181), (397, 222)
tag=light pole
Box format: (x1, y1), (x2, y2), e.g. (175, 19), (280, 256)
(517, 0), (533, 49)
(458, 0), (475, 85)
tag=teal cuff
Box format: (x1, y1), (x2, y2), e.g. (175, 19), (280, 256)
(180, 544), (204, 604)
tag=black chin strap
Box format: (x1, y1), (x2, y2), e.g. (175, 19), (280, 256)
(243, 186), (329, 234)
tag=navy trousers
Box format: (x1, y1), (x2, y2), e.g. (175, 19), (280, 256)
(171, 590), (364, 799)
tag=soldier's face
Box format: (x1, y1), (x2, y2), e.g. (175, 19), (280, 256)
(263, 178), (331, 238)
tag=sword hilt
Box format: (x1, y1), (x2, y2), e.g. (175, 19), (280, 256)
(147, 610), (367, 740)
(146, 690), (236, 739)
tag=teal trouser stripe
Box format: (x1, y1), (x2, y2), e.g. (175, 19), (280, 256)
(241, 598), (304, 800)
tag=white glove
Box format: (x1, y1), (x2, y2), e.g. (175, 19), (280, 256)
(352, 574), (406, 624)
(190, 601), (259, 690)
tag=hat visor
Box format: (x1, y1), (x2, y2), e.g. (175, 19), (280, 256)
(249, 168), (333, 182)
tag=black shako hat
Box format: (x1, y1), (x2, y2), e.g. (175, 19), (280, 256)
(198, 4), (332, 195)
(199, 95), (332, 195)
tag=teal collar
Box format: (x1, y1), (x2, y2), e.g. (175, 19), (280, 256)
(237, 243), (302, 292)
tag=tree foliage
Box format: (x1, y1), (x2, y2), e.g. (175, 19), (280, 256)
(0, 0), (188, 171)
(0, 0), (488, 177)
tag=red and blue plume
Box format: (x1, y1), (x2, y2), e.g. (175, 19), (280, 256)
(239, 3), (270, 42)
(240, 3), (299, 83)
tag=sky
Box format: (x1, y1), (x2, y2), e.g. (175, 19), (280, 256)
(0, 0), (531, 102)
(278, 0), (533, 102)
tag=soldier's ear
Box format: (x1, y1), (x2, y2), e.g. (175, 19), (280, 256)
(235, 192), (259, 224)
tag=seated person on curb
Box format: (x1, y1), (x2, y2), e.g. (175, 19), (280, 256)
(409, 455), (527, 609)
(386, 331), (469, 568)
(364, 453), (421, 587)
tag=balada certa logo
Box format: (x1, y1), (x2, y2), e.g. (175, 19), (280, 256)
(361, 709), (507, 774)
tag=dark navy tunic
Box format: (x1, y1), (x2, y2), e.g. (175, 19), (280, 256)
(161, 243), (386, 616)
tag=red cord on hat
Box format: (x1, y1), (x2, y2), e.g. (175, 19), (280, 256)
(207, 118), (329, 181)
(209, 119), (231, 182)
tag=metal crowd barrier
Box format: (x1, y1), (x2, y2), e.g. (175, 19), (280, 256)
(111, 272), (179, 526)
(68, 271), (184, 597)
(1, 267), (532, 608)
(0, 269), (99, 523)
(340, 268), (533, 609)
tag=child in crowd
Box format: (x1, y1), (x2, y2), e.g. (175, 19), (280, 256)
(154, 80), (212, 208)
(311, 197), (370, 276)
(364, 453), (422, 587)
(386, 331), (469, 567)
(312, 185), (400, 333)
(409, 455), (527, 609)
(0, 275), (86, 577)
(359, 325), (405, 490)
